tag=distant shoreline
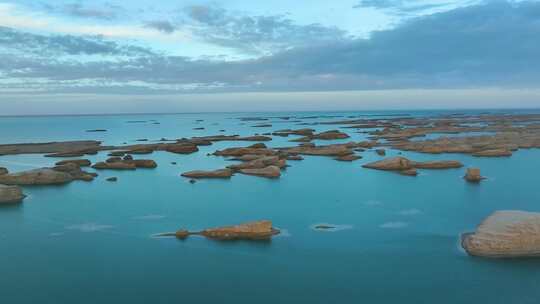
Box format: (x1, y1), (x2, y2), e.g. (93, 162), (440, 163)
(1, 108), (540, 118)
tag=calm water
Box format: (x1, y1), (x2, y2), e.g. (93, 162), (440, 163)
(1, 110), (540, 304)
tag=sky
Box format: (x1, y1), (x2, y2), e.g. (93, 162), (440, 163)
(1, 0), (540, 114)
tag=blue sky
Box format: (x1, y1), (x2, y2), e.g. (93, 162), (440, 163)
(1, 0), (540, 114)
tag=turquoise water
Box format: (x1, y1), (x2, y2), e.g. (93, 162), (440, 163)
(1, 110), (540, 304)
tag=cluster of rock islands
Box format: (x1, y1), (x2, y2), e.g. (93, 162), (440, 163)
(2, 113), (540, 254)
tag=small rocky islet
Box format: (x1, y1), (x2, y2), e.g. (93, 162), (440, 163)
(461, 211), (540, 258)
(2, 113), (540, 253)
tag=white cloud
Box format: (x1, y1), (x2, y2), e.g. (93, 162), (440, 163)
(0, 3), (191, 41)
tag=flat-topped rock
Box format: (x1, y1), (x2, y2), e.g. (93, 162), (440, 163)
(282, 142), (358, 156)
(240, 165), (281, 178)
(272, 128), (315, 137)
(170, 220), (280, 240)
(362, 157), (413, 171)
(472, 149), (513, 157)
(0, 167), (7, 175)
(164, 144), (199, 154)
(464, 168), (484, 182)
(192, 135), (272, 142)
(200, 220), (279, 240)
(363, 157), (464, 174)
(92, 159), (156, 170)
(462, 210), (540, 258)
(412, 160), (463, 169)
(92, 162), (136, 170)
(227, 156), (285, 171)
(335, 154), (361, 161)
(55, 159), (91, 167)
(0, 185), (25, 204)
(45, 148), (99, 157)
(127, 159), (158, 168)
(181, 169), (233, 179)
(399, 168), (418, 176)
(0, 168), (74, 185)
(0, 140), (104, 156)
(214, 144), (277, 157)
(291, 130), (350, 142)
(52, 163), (96, 181)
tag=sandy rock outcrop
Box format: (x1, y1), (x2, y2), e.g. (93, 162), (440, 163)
(0, 185), (25, 204)
(363, 157), (463, 175)
(0, 168), (74, 185)
(272, 129), (315, 137)
(464, 168), (484, 182)
(192, 135), (272, 142)
(214, 143), (277, 157)
(472, 149), (513, 157)
(171, 220), (280, 240)
(240, 165), (281, 178)
(335, 154), (361, 161)
(55, 159), (91, 167)
(181, 169), (233, 179)
(92, 158), (156, 170)
(412, 160), (464, 169)
(362, 157), (413, 171)
(127, 159), (158, 168)
(462, 211), (540, 258)
(52, 163), (96, 181)
(399, 168), (418, 176)
(164, 144), (199, 154)
(291, 130), (350, 142)
(282, 142), (356, 157)
(0, 140), (105, 156)
(92, 162), (136, 170)
(227, 156), (286, 171)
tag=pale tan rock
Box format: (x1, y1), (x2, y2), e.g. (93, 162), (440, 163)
(362, 157), (413, 171)
(462, 211), (540, 258)
(335, 154), (361, 161)
(472, 149), (512, 157)
(199, 220), (280, 240)
(164, 144), (199, 154)
(0, 168), (74, 185)
(464, 168), (484, 182)
(55, 159), (91, 167)
(0, 184), (25, 204)
(412, 160), (463, 169)
(181, 169), (233, 179)
(52, 163), (96, 181)
(240, 165), (281, 178)
(399, 168), (418, 176)
(227, 156), (285, 170)
(92, 162), (136, 170)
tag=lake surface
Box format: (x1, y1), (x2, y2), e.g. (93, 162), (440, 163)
(1, 110), (540, 304)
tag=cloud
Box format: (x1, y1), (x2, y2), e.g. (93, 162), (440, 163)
(1, 1), (540, 93)
(0, 26), (155, 57)
(43, 2), (123, 20)
(144, 20), (177, 34)
(353, 0), (463, 15)
(181, 5), (350, 55)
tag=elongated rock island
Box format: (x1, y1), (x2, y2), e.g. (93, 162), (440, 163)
(157, 220), (280, 241)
